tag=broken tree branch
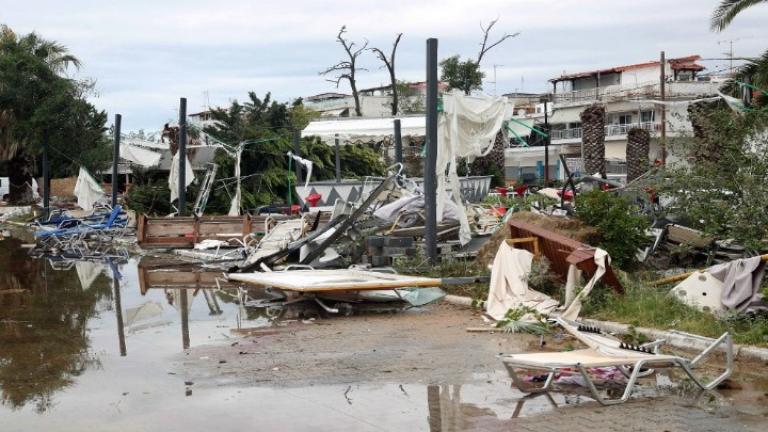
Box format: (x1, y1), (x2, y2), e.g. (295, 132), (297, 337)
(477, 18), (520, 65)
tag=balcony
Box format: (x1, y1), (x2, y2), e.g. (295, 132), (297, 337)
(551, 121), (659, 142)
(552, 81), (721, 106)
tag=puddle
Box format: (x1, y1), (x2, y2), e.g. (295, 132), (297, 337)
(2, 237), (768, 431)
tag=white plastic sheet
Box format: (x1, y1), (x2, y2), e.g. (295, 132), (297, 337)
(287, 151), (313, 195)
(74, 167), (105, 211)
(485, 243), (560, 320)
(169, 152), (194, 204)
(120, 143), (162, 167)
(437, 92), (509, 245)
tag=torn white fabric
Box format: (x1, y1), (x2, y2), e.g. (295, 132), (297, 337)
(485, 243), (559, 320)
(287, 151), (313, 195)
(373, 194), (461, 223)
(437, 92), (509, 245)
(120, 143), (162, 167)
(169, 152), (194, 204)
(228, 146), (244, 216)
(74, 167), (106, 211)
(561, 248), (609, 320)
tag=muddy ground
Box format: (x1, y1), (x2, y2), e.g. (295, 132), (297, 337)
(179, 303), (540, 387)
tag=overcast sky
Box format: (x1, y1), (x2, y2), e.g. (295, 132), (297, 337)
(3, 0), (767, 131)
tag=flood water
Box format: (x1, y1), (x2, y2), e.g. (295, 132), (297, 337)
(1, 235), (767, 431)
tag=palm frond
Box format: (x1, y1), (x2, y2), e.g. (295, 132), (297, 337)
(711, 0), (768, 31)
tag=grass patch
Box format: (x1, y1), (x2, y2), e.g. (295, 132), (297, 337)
(582, 278), (768, 347)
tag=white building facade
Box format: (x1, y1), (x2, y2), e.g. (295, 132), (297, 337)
(505, 55), (722, 184)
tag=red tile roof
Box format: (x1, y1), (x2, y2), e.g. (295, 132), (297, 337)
(550, 55), (703, 82)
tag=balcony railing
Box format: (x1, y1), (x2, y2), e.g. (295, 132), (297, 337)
(553, 81), (721, 105)
(551, 121), (659, 141)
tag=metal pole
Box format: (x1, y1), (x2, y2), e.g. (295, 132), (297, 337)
(659, 51), (666, 166)
(394, 119), (403, 164)
(334, 133), (341, 183)
(543, 99), (550, 186)
(178, 98), (187, 215)
(425, 38), (439, 265)
(113, 269), (127, 356)
(112, 114), (121, 208)
(293, 129), (302, 185)
(180, 289), (190, 350)
(42, 129), (50, 219)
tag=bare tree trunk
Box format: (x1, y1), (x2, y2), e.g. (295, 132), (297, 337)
(350, 76), (362, 117)
(8, 148), (34, 204)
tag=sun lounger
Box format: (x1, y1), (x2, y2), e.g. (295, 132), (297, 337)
(502, 318), (733, 405)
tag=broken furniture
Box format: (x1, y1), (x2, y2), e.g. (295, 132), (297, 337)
(227, 268), (442, 314)
(507, 219), (624, 294)
(502, 318), (733, 405)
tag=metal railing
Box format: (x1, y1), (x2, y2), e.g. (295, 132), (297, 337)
(553, 81), (721, 105)
(551, 122), (659, 141)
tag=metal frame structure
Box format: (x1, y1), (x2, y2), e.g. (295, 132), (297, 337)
(502, 323), (733, 406)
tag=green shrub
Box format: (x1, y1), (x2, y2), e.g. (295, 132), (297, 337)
(575, 189), (649, 269)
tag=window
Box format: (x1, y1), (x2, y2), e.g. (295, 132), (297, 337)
(641, 110), (655, 123)
(676, 70), (694, 81)
(618, 114), (632, 125)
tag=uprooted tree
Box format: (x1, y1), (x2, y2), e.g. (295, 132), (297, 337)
(320, 26), (368, 117)
(655, 102), (768, 251)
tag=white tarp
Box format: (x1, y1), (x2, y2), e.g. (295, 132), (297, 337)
(287, 151), (313, 195)
(485, 243), (559, 320)
(169, 152), (194, 204)
(120, 143), (162, 167)
(437, 92), (509, 245)
(74, 167), (105, 211)
(228, 146), (244, 216)
(302, 116), (426, 139)
(561, 248), (609, 320)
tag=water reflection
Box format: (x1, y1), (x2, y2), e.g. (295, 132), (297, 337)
(0, 241), (254, 414)
(0, 239), (110, 413)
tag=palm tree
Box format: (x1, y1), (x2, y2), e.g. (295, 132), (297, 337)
(711, 0), (768, 31)
(626, 128), (650, 182)
(580, 104), (606, 178)
(0, 25), (81, 203)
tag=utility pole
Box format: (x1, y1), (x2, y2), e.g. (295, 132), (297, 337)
(492, 64), (503, 95)
(112, 114), (121, 208)
(178, 98), (187, 216)
(659, 51), (666, 166)
(543, 97), (550, 185)
(425, 38), (439, 265)
(42, 129), (50, 219)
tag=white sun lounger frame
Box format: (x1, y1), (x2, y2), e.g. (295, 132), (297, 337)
(503, 319), (734, 405)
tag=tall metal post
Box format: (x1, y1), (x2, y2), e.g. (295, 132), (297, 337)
(394, 119), (403, 165)
(543, 99), (550, 185)
(180, 289), (190, 350)
(178, 98), (187, 215)
(113, 269), (127, 356)
(659, 51), (667, 166)
(42, 129), (50, 219)
(334, 133), (341, 183)
(425, 38), (439, 265)
(112, 114), (121, 208)
(293, 129), (302, 184)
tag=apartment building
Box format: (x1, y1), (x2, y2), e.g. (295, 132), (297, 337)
(505, 55), (722, 184)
